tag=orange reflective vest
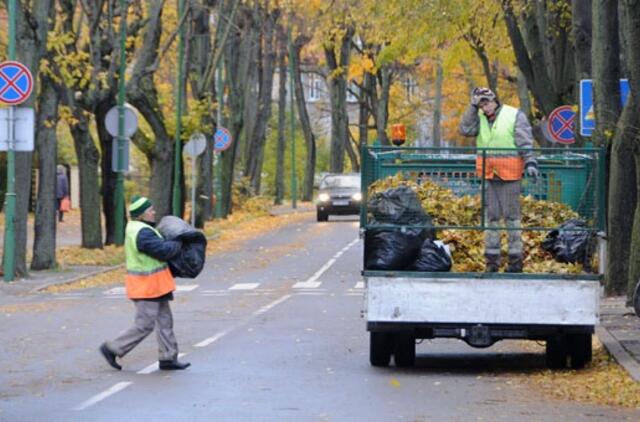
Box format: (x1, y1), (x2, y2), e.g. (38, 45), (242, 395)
(475, 105), (524, 181)
(124, 221), (176, 299)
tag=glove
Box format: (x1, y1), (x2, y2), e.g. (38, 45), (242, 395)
(526, 163), (540, 180)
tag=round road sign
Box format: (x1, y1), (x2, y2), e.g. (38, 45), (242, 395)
(0, 61), (33, 105)
(547, 105), (576, 144)
(105, 103), (139, 138)
(184, 132), (207, 157)
(214, 127), (233, 151)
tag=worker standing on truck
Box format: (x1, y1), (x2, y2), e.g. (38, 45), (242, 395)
(458, 87), (539, 273)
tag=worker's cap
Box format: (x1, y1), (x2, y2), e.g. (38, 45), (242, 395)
(473, 87), (497, 104)
(129, 195), (153, 218)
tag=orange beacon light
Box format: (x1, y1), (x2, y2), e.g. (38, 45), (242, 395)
(391, 124), (406, 146)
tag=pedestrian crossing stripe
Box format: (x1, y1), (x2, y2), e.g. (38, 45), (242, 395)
(104, 284), (199, 295)
(229, 283), (260, 290)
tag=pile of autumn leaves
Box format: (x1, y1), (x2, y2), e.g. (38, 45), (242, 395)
(368, 174), (589, 273)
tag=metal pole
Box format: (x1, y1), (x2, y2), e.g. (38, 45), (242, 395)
(214, 61), (223, 219)
(172, 0), (186, 216)
(191, 156), (196, 226)
(3, 0), (17, 281)
(114, 0), (128, 246)
(288, 27), (297, 209)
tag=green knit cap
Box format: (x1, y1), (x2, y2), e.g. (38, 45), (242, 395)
(129, 195), (152, 218)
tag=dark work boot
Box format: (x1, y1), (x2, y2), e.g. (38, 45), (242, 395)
(506, 254), (523, 273)
(99, 343), (122, 370)
(485, 254), (500, 273)
(159, 359), (191, 370)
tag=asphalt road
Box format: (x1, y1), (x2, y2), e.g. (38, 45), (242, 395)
(1, 215), (638, 421)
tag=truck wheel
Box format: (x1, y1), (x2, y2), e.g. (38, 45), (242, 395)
(370, 332), (392, 367)
(316, 210), (328, 222)
(393, 333), (416, 368)
(546, 335), (568, 369)
(568, 333), (592, 369)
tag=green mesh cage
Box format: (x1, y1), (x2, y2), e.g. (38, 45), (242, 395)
(360, 146), (606, 233)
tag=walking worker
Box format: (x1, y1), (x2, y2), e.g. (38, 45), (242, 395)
(100, 195), (190, 371)
(56, 165), (69, 222)
(458, 87), (539, 273)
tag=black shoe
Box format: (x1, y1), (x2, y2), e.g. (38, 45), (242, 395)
(99, 343), (122, 370)
(159, 360), (191, 370)
(506, 255), (523, 273)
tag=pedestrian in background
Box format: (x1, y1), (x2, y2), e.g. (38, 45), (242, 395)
(458, 87), (539, 273)
(99, 195), (191, 371)
(56, 165), (69, 222)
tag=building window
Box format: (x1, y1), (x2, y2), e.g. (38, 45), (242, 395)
(346, 82), (358, 103)
(404, 76), (417, 100)
(308, 74), (321, 102)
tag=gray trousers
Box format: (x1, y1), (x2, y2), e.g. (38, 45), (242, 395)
(484, 180), (523, 260)
(107, 300), (178, 361)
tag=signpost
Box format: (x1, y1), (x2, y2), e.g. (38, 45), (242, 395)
(106, 103), (138, 172)
(547, 105), (576, 145)
(184, 133), (207, 226)
(1, 57), (34, 282)
(579, 79), (630, 137)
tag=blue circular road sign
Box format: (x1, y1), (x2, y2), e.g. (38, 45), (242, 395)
(0, 61), (33, 105)
(547, 105), (576, 144)
(214, 127), (233, 151)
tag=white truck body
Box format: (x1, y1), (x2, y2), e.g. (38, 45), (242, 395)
(365, 276), (600, 326)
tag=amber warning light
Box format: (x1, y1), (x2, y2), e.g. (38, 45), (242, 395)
(391, 124), (406, 146)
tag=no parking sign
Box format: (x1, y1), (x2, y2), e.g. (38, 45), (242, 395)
(0, 61), (33, 105)
(547, 105), (576, 145)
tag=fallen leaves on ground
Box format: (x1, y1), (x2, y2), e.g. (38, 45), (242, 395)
(516, 340), (640, 409)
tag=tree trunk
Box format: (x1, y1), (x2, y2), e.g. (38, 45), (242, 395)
(621, 0), (640, 300)
(572, 0), (592, 147)
(69, 113), (103, 248)
(245, 6), (278, 194)
(293, 38), (317, 201)
(31, 73), (59, 270)
(274, 30), (287, 205)
(432, 59), (443, 148)
(97, 100), (118, 245)
(324, 25), (354, 173)
(375, 66), (391, 146)
(6, 0), (53, 276)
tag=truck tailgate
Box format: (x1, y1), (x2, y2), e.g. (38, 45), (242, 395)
(366, 277), (600, 326)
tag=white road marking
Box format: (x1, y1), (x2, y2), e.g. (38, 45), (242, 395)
(194, 295), (292, 347)
(293, 237), (359, 289)
(354, 282), (365, 289)
(229, 283), (260, 290)
(73, 382), (132, 411)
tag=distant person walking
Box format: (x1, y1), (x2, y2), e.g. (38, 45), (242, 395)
(99, 195), (190, 371)
(56, 165), (69, 222)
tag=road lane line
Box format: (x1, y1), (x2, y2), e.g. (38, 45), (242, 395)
(229, 283), (260, 290)
(255, 294), (291, 315)
(293, 237), (359, 289)
(194, 295), (292, 348)
(73, 381), (132, 410)
(354, 281), (364, 289)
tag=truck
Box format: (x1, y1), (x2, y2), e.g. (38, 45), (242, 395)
(360, 145), (605, 370)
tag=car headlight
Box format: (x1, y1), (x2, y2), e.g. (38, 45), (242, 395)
(352, 192), (362, 201)
(318, 193), (330, 202)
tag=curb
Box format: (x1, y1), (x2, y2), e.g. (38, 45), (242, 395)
(30, 264), (125, 294)
(596, 325), (640, 382)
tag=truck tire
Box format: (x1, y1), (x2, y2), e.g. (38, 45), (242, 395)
(568, 333), (592, 369)
(393, 333), (416, 367)
(370, 332), (392, 367)
(317, 210), (328, 222)
(546, 335), (568, 369)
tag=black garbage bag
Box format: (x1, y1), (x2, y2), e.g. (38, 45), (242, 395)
(410, 239), (452, 272)
(542, 219), (591, 264)
(368, 185), (435, 239)
(364, 227), (426, 270)
(156, 216), (207, 278)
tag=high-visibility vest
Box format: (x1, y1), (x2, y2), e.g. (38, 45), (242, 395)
(124, 221), (175, 299)
(475, 105), (524, 181)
